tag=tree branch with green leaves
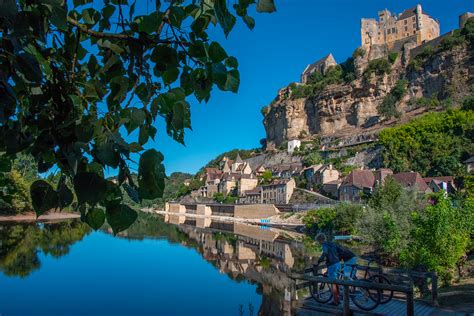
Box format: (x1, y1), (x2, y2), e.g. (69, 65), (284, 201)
(0, 0), (276, 233)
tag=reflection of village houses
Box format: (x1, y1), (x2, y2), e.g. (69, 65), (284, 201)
(163, 215), (312, 316)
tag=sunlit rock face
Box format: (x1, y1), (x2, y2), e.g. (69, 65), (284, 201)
(263, 42), (473, 149)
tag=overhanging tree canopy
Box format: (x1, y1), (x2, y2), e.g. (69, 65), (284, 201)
(0, 0), (276, 233)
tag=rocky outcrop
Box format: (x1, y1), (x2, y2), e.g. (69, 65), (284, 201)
(263, 39), (473, 149)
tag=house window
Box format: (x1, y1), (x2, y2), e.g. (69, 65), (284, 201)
(392, 27), (396, 33)
(387, 29), (391, 34)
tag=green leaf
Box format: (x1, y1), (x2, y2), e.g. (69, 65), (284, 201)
(123, 108), (146, 134)
(82, 8), (100, 26)
(209, 42), (228, 63)
(16, 53), (42, 83)
(106, 204), (138, 234)
(243, 15), (255, 30)
(213, 0), (236, 37)
(211, 62), (228, 90)
(138, 149), (165, 200)
(225, 69), (240, 92)
(85, 207), (106, 230)
(0, 156), (12, 173)
(97, 39), (124, 55)
(73, 172), (108, 206)
(57, 182), (74, 209)
(163, 67), (179, 85)
(95, 142), (120, 168)
(151, 45), (179, 71)
(138, 12), (163, 34)
(51, 4), (68, 31)
(225, 56), (238, 68)
(256, 0), (276, 13)
(30, 180), (58, 217)
(139, 125), (149, 145)
(73, 0), (93, 6)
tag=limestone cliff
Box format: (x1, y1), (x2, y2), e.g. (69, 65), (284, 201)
(263, 36), (473, 149)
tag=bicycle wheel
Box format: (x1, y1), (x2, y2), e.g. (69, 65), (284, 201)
(369, 274), (393, 304)
(350, 279), (381, 311)
(309, 273), (332, 304)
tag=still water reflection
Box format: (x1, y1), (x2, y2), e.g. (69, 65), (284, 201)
(0, 213), (318, 316)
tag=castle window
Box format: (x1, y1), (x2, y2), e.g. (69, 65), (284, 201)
(414, 30), (416, 34)
(412, 16), (416, 21)
(387, 29), (391, 34)
(404, 20), (407, 25)
(413, 23), (416, 29)
(405, 26), (408, 32)
(392, 27), (396, 33)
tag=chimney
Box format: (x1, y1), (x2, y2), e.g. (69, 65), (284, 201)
(329, 164), (333, 171)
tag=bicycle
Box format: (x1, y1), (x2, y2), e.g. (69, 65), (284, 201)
(308, 263), (382, 311)
(358, 256), (393, 304)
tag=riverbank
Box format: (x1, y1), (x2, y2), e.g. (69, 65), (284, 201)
(143, 207), (305, 232)
(0, 212), (80, 222)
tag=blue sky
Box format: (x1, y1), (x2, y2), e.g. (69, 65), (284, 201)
(135, 0), (473, 175)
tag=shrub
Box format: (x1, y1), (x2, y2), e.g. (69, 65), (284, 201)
(364, 58), (391, 78)
(303, 151), (323, 167)
(303, 203), (363, 236)
(462, 95), (474, 111)
(357, 178), (424, 260)
(261, 106), (269, 116)
(461, 17), (474, 41)
(352, 47), (366, 59)
(440, 29), (466, 51)
(388, 52), (398, 64)
(378, 80), (407, 119)
(409, 96), (440, 109)
(400, 194), (471, 284)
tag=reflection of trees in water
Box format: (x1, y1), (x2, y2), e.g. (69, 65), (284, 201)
(0, 220), (90, 277)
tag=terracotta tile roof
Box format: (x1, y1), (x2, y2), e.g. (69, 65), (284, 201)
(341, 170), (375, 189)
(392, 172), (429, 191)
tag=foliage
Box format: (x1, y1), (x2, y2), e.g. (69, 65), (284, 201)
(352, 47), (365, 59)
(0, 170), (32, 213)
(388, 52), (398, 64)
(0, 221), (90, 277)
(303, 203), (363, 236)
(302, 151), (323, 167)
(378, 79), (407, 119)
(261, 106), (270, 116)
(260, 170), (273, 184)
(202, 148), (256, 170)
(379, 109), (474, 176)
(439, 29), (466, 51)
(212, 192), (237, 204)
(357, 177), (425, 260)
(462, 95), (474, 111)
(364, 58), (391, 78)
(409, 96), (440, 109)
(400, 194), (471, 283)
(0, 0), (274, 231)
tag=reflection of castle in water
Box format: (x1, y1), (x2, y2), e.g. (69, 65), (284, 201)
(164, 214), (314, 316)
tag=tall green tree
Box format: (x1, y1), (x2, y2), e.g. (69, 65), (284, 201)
(0, 0), (275, 232)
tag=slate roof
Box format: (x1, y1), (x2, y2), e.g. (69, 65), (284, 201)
(423, 176), (454, 184)
(302, 54), (336, 75)
(235, 154), (243, 163)
(398, 6), (417, 20)
(464, 157), (474, 164)
(341, 170), (375, 189)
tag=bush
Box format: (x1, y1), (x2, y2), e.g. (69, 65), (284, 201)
(400, 194), (471, 284)
(440, 29), (466, 51)
(461, 17), (474, 41)
(364, 58), (391, 78)
(352, 47), (365, 59)
(462, 95), (474, 111)
(378, 80), (407, 119)
(302, 151), (323, 167)
(357, 178), (424, 261)
(409, 96), (440, 109)
(388, 52), (398, 64)
(303, 203), (363, 236)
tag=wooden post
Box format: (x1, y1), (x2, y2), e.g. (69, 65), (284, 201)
(406, 290), (414, 316)
(431, 272), (439, 306)
(343, 285), (350, 316)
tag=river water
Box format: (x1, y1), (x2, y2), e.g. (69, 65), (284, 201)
(0, 213), (318, 316)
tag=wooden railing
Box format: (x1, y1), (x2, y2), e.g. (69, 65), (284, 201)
(291, 273), (415, 316)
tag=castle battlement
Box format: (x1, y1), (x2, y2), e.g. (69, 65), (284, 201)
(361, 4), (440, 50)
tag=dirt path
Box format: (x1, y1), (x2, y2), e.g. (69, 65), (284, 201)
(0, 212), (80, 222)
